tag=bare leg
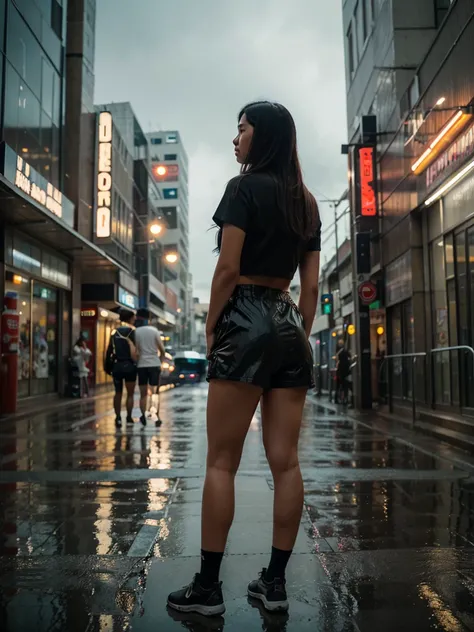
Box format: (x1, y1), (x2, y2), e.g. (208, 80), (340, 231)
(113, 391), (122, 417)
(151, 386), (160, 417)
(261, 388), (307, 550)
(125, 382), (135, 419)
(202, 380), (262, 551)
(139, 384), (148, 417)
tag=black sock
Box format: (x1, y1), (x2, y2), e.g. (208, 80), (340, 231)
(199, 549), (224, 587)
(265, 546), (292, 582)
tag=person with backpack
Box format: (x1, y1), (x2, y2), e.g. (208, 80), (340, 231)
(105, 308), (138, 428)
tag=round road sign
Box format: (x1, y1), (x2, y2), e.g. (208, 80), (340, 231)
(358, 281), (377, 304)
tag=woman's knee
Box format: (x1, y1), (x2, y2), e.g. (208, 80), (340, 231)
(207, 448), (241, 475)
(265, 446), (299, 476)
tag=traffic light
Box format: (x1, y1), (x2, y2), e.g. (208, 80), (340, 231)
(321, 293), (333, 315)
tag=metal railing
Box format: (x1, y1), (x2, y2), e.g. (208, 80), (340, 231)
(380, 346), (474, 425)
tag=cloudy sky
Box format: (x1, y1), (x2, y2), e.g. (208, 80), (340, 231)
(94, 0), (348, 301)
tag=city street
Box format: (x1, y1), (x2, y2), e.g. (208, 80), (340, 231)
(1, 386), (474, 631)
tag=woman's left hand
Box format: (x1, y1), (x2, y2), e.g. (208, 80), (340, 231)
(206, 331), (215, 358)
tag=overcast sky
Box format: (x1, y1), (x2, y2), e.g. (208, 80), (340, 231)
(94, 0), (348, 301)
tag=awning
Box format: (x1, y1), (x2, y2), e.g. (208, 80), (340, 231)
(0, 174), (127, 274)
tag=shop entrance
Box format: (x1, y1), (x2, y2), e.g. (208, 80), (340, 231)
(5, 271), (59, 397)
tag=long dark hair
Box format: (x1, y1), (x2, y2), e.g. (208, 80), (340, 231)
(238, 101), (319, 240)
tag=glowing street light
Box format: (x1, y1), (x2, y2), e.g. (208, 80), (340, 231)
(165, 252), (179, 264)
(149, 221), (163, 236)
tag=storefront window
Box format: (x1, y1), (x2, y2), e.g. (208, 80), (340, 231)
(389, 299), (415, 401)
(15, 277), (31, 398)
(5, 273), (58, 398)
(31, 283), (57, 395)
(430, 240), (450, 404)
(447, 278), (459, 405)
(444, 233), (455, 278)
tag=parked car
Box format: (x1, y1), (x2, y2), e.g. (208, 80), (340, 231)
(173, 351), (208, 385)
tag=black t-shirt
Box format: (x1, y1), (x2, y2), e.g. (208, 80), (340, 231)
(213, 173), (321, 280)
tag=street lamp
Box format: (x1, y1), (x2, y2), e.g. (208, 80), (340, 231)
(149, 221), (163, 236)
(165, 252), (179, 264)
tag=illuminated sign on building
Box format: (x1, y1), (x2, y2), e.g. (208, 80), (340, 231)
(81, 309), (96, 317)
(118, 287), (138, 310)
(163, 188), (178, 199)
(96, 111), (113, 238)
(358, 147), (377, 217)
(14, 156), (63, 218)
(426, 122), (474, 190)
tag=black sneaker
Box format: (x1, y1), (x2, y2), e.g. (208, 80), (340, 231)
(247, 569), (288, 612)
(140, 415), (147, 427)
(115, 416), (122, 428)
(167, 574), (225, 616)
(126, 416), (134, 425)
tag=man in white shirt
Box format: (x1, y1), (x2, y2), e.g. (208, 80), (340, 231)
(135, 309), (166, 427)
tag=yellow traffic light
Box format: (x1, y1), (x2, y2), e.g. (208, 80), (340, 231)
(377, 326), (385, 336)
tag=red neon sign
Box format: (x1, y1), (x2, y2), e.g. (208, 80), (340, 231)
(358, 147), (377, 216)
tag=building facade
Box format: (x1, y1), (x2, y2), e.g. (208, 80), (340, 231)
(342, 0), (474, 418)
(0, 0), (122, 407)
(80, 102), (179, 387)
(147, 130), (191, 348)
(0, 2), (180, 409)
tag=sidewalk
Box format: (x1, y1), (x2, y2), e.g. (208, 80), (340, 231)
(1, 384), (474, 630)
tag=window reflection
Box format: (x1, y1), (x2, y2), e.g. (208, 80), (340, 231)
(7, 5), (42, 97)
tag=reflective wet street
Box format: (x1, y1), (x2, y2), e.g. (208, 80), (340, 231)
(2, 386), (474, 631)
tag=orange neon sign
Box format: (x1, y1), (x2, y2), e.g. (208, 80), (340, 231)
(358, 147), (377, 216)
(411, 109), (473, 175)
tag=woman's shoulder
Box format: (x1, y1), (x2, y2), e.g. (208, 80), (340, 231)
(225, 172), (275, 195)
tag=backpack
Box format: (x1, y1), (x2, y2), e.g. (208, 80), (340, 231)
(104, 328), (136, 375)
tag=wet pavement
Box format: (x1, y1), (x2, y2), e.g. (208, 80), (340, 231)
(1, 386), (474, 631)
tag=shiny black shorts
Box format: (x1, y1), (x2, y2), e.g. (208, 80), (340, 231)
(207, 285), (314, 390)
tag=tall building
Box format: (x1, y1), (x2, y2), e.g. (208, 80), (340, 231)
(342, 0), (474, 431)
(0, 0), (119, 406)
(147, 130), (191, 348)
(0, 3), (180, 410)
(80, 102), (179, 387)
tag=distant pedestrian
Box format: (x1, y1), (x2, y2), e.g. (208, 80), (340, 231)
(135, 308), (166, 427)
(335, 339), (351, 405)
(72, 335), (92, 397)
(168, 101), (321, 616)
(105, 309), (137, 428)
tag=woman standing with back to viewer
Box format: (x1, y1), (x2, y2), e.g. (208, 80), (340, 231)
(168, 102), (321, 616)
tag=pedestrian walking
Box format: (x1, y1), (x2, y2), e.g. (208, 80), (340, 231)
(167, 101), (321, 616)
(72, 335), (92, 397)
(104, 308), (137, 428)
(335, 339), (351, 405)
(135, 308), (166, 427)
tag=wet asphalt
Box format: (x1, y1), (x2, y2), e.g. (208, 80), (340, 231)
(1, 385), (474, 631)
